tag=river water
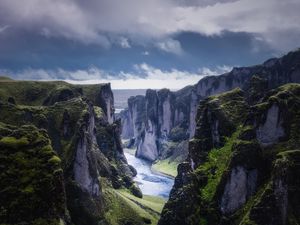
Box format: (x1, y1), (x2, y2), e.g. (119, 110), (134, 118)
(124, 149), (174, 199)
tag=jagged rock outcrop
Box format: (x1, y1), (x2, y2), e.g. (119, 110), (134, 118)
(73, 104), (101, 197)
(121, 49), (300, 163)
(159, 83), (300, 225)
(0, 80), (146, 225)
(255, 104), (285, 146)
(136, 89), (160, 161)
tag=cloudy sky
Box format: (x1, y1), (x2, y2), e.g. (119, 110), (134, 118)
(0, 0), (300, 89)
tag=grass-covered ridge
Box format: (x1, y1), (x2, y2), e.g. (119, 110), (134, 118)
(0, 78), (109, 107)
(102, 179), (166, 225)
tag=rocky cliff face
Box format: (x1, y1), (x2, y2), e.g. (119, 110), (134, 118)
(159, 83), (300, 225)
(0, 80), (147, 225)
(73, 104), (101, 197)
(121, 49), (300, 163)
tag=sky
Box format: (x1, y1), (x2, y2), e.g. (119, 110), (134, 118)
(0, 0), (300, 89)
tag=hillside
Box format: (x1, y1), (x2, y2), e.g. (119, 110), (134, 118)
(159, 83), (300, 225)
(0, 79), (162, 225)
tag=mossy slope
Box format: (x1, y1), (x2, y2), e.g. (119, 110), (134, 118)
(0, 79), (154, 225)
(159, 84), (300, 225)
(0, 123), (67, 225)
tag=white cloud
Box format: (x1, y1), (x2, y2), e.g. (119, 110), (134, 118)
(142, 51), (150, 56)
(119, 37), (131, 48)
(5, 64), (232, 89)
(1, 0), (300, 51)
(156, 39), (183, 55)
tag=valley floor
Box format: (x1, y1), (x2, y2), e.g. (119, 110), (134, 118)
(124, 148), (174, 198)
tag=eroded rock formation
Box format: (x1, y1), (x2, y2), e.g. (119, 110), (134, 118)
(159, 83), (300, 225)
(0, 80), (146, 225)
(120, 49), (300, 164)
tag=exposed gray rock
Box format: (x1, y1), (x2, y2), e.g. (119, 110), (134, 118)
(188, 90), (198, 138)
(74, 105), (100, 196)
(211, 119), (220, 146)
(256, 104), (285, 146)
(161, 96), (172, 136)
(121, 51), (300, 162)
(100, 83), (115, 124)
(221, 167), (257, 214)
(274, 178), (288, 225)
(119, 108), (134, 139)
(136, 119), (159, 161)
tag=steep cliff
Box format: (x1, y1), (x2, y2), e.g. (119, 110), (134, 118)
(120, 49), (300, 169)
(159, 83), (300, 225)
(0, 79), (156, 225)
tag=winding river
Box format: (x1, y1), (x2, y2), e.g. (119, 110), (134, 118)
(124, 149), (174, 199)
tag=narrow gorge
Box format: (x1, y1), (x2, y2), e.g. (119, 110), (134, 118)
(1, 49), (300, 225)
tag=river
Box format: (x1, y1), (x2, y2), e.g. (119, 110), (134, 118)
(124, 149), (174, 199)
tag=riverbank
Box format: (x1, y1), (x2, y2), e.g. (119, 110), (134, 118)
(103, 183), (166, 225)
(151, 159), (178, 178)
(124, 148), (174, 199)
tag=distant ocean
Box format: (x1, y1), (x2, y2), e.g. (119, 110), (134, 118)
(113, 89), (147, 113)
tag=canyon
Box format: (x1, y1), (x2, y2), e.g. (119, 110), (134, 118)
(119, 49), (300, 177)
(0, 49), (300, 225)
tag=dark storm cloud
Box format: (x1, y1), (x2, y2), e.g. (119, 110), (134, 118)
(1, 0), (300, 51)
(0, 0), (299, 84)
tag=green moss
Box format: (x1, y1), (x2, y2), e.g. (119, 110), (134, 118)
(215, 88), (249, 123)
(48, 155), (62, 165)
(0, 136), (29, 148)
(198, 127), (241, 202)
(94, 106), (104, 118)
(0, 123), (66, 225)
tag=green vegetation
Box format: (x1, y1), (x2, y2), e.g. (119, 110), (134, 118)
(117, 189), (166, 215)
(0, 78), (107, 107)
(103, 182), (166, 225)
(94, 106), (104, 118)
(152, 159), (178, 177)
(198, 127), (241, 202)
(0, 123), (65, 225)
(0, 76), (14, 81)
(0, 79), (150, 225)
(0, 136), (29, 148)
(209, 88), (249, 123)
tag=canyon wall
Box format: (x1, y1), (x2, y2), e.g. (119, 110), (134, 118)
(0, 80), (147, 225)
(159, 82), (300, 225)
(120, 49), (300, 162)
